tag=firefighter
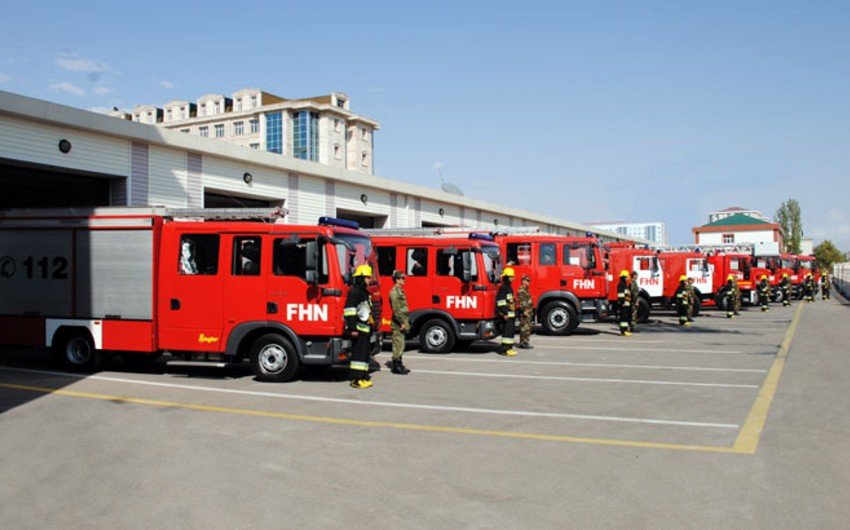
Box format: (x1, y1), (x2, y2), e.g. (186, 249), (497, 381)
(780, 273), (791, 307)
(629, 270), (640, 332)
(517, 274), (534, 349)
(731, 277), (742, 316)
(675, 275), (690, 326)
(388, 270), (411, 375)
(616, 270), (632, 336)
(757, 274), (770, 312)
(821, 273), (831, 300)
(803, 273), (815, 303)
(344, 264), (376, 389)
(496, 267), (518, 356)
(685, 277), (697, 322)
(724, 275), (736, 318)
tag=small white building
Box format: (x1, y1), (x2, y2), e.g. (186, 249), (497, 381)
(693, 213), (783, 247)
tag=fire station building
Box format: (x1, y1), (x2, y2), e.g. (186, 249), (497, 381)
(0, 89), (632, 242)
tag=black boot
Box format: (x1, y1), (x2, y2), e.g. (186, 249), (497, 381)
(391, 359), (410, 375)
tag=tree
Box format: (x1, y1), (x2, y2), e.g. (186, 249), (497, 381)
(814, 240), (844, 270)
(775, 200), (802, 254)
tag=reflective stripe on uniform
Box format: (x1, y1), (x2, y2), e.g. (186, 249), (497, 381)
(619, 322), (629, 329)
(343, 308), (357, 316)
(507, 311), (516, 318)
(501, 337), (515, 345)
(356, 324), (370, 333)
(496, 300), (507, 306)
(350, 361), (369, 372)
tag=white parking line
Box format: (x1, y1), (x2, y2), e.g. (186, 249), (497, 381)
(399, 354), (767, 373)
(531, 337), (668, 344)
(413, 369), (758, 388)
(538, 345), (745, 354)
(0, 366), (739, 429)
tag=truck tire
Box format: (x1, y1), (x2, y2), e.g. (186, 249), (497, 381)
(637, 297), (651, 323)
(418, 319), (455, 354)
(53, 329), (104, 372)
(692, 293), (702, 317)
(250, 334), (300, 382)
(716, 289), (728, 311)
(771, 288), (784, 304)
(540, 301), (579, 335)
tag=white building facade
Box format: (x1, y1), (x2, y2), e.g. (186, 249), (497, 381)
(591, 222), (667, 245)
(708, 206), (771, 224)
(121, 88), (378, 176)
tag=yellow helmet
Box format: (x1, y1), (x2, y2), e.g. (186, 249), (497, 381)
(727, 274), (735, 281)
(353, 264), (373, 277)
(619, 270), (629, 278)
(782, 273), (788, 278)
(679, 275), (688, 282)
(501, 267), (515, 278)
(760, 274), (767, 280)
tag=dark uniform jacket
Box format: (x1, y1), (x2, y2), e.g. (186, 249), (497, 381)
(496, 281), (516, 319)
(344, 284), (373, 335)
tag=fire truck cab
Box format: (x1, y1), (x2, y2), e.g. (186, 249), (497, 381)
(708, 253), (756, 307)
(605, 244), (660, 323)
(369, 231), (502, 353)
(657, 252), (713, 315)
(0, 208), (380, 383)
(494, 234), (608, 335)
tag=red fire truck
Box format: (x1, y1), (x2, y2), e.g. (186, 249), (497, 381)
(707, 252), (757, 308)
(368, 230), (502, 353)
(494, 232), (609, 335)
(656, 251), (714, 315)
(0, 208), (380, 382)
(605, 243), (659, 322)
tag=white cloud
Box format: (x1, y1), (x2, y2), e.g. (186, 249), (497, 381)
(0, 73), (11, 84)
(93, 86), (112, 95)
(50, 81), (86, 96)
(159, 80), (174, 89)
(55, 52), (110, 81)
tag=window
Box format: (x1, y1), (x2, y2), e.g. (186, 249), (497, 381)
(234, 121), (244, 136)
(506, 242), (532, 266)
(273, 237), (328, 283)
(199, 126), (209, 138)
(406, 248), (428, 276)
(232, 236), (262, 276)
(361, 151), (368, 166)
(181, 106), (187, 119)
(166, 109), (172, 121)
(437, 248), (477, 281)
(539, 243), (556, 265)
(249, 143), (260, 149)
(180, 128), (190, 134)
(334, 118), (341, 132)
(361, 128), (367, 140)
(337, 97), (346, 108)
(376, 247), (396, 277)
(179, 234), (219, 275)
(251, 95), (258, 108)
(722, 234), (735, 244)
(235, 99), (242, 111)
(265, 112), (283, 154)
(249, 118), (260, 134)
(214, 101), (221, 114)
(293, 111), (319, 161)
(214, 124), (224, 138)
(334, 144), (341, 160)
(199, 106), (206, 117)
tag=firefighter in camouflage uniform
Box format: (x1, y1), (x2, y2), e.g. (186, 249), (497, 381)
(685, 277), (697, 322)
(388, 270), (411, 375)
(629, 270), (640, 332)
(496, 267), (518, 356)
(517, 274), (534, 349)
(617, 270), (632, 336)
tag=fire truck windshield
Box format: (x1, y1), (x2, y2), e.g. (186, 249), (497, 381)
(481, 244), (501, 283)
(800, 260), (813, 270)
(333, 234), (374, 282)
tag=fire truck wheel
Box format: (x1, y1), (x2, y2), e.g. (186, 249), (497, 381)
(771, 289), (784, 304)
(250, 334), (300, 382)
(716, 289), (729, 311)
(540, 301), (578, 335)
(53, 329), (104, 372)
(692, 296), (702, 316)
(418, 319), (456, 353)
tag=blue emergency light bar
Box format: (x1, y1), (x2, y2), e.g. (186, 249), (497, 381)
(318, 217), (360, 230)
(469, 233), (494, 241)
(585, 231), (594, 238)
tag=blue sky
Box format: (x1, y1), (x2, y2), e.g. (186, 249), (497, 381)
(1, 0), (848, 249)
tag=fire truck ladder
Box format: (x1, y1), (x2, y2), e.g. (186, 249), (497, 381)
(162, 207), (289, 222)
(364, 225), (543, 238)
(656, 243), (755, 254)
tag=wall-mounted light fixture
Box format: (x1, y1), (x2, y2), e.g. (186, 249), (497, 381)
(360, 193), (368, 205)
(243, 172), (253, 184)
(438, 208), (445, 217)
(493, 218), (500, 226)
(58, 139), (72, 154)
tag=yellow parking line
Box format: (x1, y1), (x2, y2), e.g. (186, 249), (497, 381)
(0, 381), (738, 454)
(732, 301), (804, 454)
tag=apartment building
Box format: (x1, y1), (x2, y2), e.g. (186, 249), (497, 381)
(124, 88), (379, 175)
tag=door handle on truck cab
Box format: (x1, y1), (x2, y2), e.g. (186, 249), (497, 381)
(170, 298), (180, 310)
(267, 302), (278, 314)
(321, 288), (342, 297)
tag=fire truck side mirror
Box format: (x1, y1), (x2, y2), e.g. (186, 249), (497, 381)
(305, 240), (319, 285)
(585, 246), (597, 270)
(461, 252), (472, 282)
